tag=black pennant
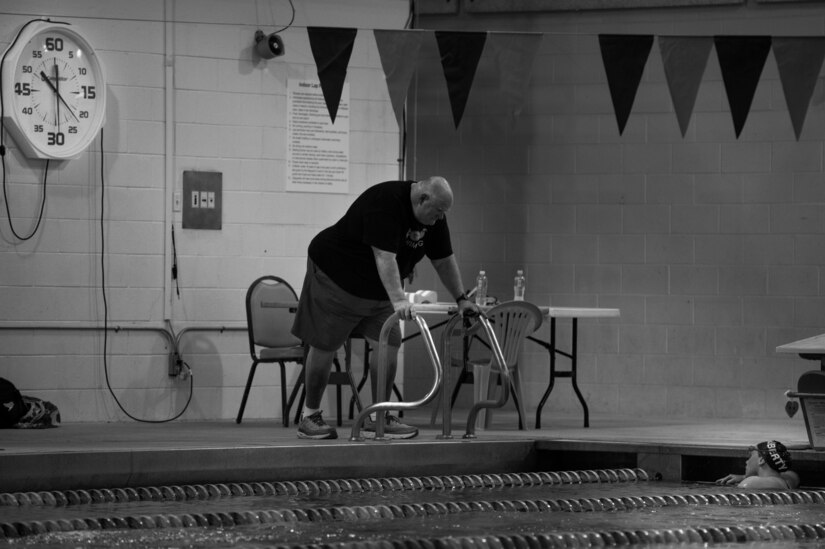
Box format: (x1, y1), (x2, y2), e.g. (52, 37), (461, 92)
(599, 34), (654, 135)
(435, 31), (487, 129)
(308, 27), (358, 123)
(714, 36), (772, 138)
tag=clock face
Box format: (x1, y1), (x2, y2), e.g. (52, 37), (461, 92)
(2, 22), (106, 159)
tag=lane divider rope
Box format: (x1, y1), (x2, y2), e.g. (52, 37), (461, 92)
(0, 468), (649, 507)
(277, 523), (825, 548)
(1, 487), (824, 539)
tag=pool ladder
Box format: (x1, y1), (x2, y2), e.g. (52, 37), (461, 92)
(350, 305), (509, 441)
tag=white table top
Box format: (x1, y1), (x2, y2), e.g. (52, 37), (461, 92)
(776, 333), (825, 354)
(411, 302), (620, 319)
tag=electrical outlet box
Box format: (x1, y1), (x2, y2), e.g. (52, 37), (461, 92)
(182, 171), (222, 230)
(173, 192), (182, 212)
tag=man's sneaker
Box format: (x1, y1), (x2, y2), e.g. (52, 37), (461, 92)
(362, 413), (418, 439)
(297, 410), (338, 440)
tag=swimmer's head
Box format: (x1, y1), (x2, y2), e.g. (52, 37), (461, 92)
(750, 440), (791, 472)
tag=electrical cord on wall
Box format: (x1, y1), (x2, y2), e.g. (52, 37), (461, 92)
(272, 0), (295, 34)
(1, 154), (48, 241)
(98, 129), (193, 422)
(256, 0), (295, 34)
(0, 18), (61, 241)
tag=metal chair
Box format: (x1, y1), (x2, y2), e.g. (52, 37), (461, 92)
(438, 301), (543, 430)
(238, 275), (306, 427)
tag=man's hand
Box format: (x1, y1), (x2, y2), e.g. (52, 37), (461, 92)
(457, 299), (480, 317)
(392, 298), (415, 321)
(715, 473), (744, 486)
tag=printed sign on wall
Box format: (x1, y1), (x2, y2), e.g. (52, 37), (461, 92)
(286, 80), (350, 194)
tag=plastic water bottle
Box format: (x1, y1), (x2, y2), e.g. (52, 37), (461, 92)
(475, 270), (488, 306)
(514, 269), (525, 301)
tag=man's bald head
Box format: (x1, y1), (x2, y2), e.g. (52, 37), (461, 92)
(412, 176), (453, 225)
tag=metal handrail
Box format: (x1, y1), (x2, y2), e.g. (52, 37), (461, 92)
(350, 310), (443, 441)
(348, 304), (511, 441)
(463, 314), (509, 439)
(436, 313), (465, 439)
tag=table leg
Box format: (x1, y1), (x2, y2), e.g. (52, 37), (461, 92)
(534, 317), (589, 429)
(569, 319), (589, 428)
(534, 318), (556, 429)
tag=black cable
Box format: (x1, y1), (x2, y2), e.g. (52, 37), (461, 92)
(271, 0), (296, 34)
(98, 129), (193, 423)
(2, 156), (48, 240)
(171, 224), (180, 298)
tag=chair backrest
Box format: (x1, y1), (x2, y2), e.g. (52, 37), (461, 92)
(246, 275), (303, 352)
(483, 301), (543, 368)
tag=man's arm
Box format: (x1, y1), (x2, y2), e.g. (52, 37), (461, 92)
(431, 254), (479, 315)
(430, 254), (464, 299)
(372, 247), (413, 319)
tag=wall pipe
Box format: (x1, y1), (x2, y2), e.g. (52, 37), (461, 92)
(0, 323), (249, 379)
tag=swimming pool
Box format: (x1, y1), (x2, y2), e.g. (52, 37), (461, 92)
(2, 467), (824, 547)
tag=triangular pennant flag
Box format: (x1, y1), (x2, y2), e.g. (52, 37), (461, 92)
(307, 27), (358, 123)
(714, 36), (772, 138)
(435, 31), (488, 129)
(598, 34), (654, 135)
(484, 32), (543, 121)
(659, 36), (713, 137)
(373, 29), (426, 128)
(773, 37), (825, 140)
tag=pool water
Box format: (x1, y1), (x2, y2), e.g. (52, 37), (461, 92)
(1, 469), (824, 548)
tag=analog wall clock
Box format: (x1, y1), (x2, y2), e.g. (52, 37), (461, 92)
(1, 21), (107, 160)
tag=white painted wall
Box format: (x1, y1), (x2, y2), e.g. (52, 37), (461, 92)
(0, 0), (409, 422)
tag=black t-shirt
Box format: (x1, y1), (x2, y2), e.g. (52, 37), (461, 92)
(309, 180), (453, 300)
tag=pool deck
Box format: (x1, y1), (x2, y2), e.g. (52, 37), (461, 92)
(1, 411), (822, 493)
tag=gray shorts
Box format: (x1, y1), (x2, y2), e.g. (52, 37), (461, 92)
(291, 259), (401, 352)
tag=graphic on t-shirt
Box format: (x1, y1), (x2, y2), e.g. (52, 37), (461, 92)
(405, 227), (427, 248)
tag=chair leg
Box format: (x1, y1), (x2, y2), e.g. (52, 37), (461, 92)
(510, 368), (528, 431)
(348, 339), (370, 419)
(236, 361), (259, 424)
(294, 388), (305, 426)
(333, 357), (343, 427)
(279, 362), (289, 428)
(430, 367), (471, 426)
(392, 383), (404, 418)
(286, 364), (306, 427)
(345, 353), (363, 416)
(473, 362), (492, 430)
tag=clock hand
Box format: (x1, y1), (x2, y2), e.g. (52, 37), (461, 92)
(39, 69), (79, 122)
(53, 62), (61, 130)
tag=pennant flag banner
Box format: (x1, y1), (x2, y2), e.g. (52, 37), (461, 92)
(435, 31), (488, 129)
(373, 29), (426, 128)
(659, 36), (713, 137)
(772, 36), (825, 140)
(714, 36), (772, 138)
(307, 27), (358, 123)
(599, 34), (654, 135)
(304, 28), (825, 142)
(484, 32), (543, 121)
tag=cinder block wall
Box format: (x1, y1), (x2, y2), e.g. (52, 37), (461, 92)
(405, 1), (825, 421)
(0, 0), (407, 422)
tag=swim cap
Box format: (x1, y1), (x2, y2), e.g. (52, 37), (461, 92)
(752, 440), (791, 472)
